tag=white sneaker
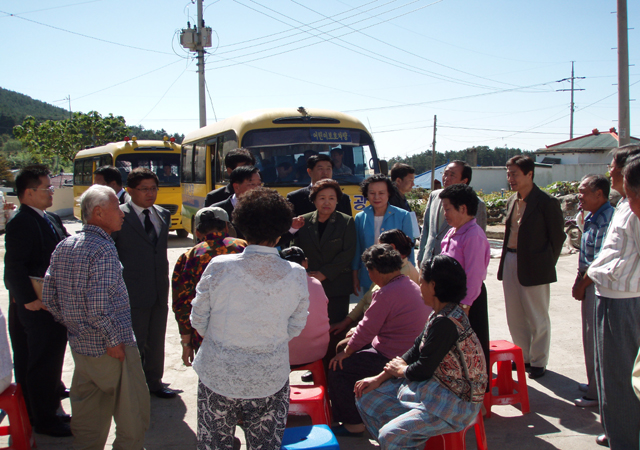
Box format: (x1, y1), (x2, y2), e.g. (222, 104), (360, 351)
(574, 396), (598, 407)
(578, 383), (589, 393)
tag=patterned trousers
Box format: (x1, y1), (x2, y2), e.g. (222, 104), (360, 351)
(197, 380), (289, 450)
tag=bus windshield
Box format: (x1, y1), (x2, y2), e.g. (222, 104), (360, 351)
(116, 153), (181, 187)
(241, 127), (373, 186)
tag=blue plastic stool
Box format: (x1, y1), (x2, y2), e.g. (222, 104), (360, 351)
(281, 425), (340, 450)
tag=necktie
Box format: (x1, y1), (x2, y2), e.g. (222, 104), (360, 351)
(43, 213), (58, 238)
(143, 209), (158, 244)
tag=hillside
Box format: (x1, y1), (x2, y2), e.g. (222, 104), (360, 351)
(0, 87), (69, 135)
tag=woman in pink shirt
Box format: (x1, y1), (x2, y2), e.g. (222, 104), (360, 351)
(439, 184), (491, 382)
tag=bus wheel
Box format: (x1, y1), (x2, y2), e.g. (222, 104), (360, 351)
(176, 228), (189, 239)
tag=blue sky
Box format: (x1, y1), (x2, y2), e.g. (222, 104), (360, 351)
(1, 0), (638, 160)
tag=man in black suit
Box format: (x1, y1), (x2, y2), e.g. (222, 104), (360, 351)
(111, 168), (176, 399)
(94, 165), (130, 204)
(286, 154), (352, 216)
(388, 163), (415, 212)
(4, 165), (71, 437)
(212, 166), (261, 240)
(204, 148), (255, 207)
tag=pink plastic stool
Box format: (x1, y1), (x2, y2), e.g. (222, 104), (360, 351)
(483, 340), (530, 418)
(423, 411), (487, 450)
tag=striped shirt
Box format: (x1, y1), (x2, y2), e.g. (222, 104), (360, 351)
(587, 199), (640, 298)
(578, 202), (615, 271)
(43, 224), (137, 357)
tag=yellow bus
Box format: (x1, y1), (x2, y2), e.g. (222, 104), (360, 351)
(180, 107), (387, 235)
(73, 137), (188, 237)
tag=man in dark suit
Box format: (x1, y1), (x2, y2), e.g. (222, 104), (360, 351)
(212, 166), (261, 240)
(204, 148), (255, 207)
(4, 165), (71, 437)
(111, 168), (176, 398)
(286, 154), (352, 216)
(94, 165), (130, 204)
(388, 163), (415, 212)
(497, 155), (565, 379)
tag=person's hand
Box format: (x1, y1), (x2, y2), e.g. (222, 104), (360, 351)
(106, 343), (126, 362)
(329, 350), (350, 371)
(3, 202), (15, 211)
(572, 272), (586, 301)
(24, 300), (46, 311)
(308, 271), (327, 282)
(329, 317), (353, 336)
(291, 216), (305, 229)
(182, 344), (194, 366)
(384, 357), (408, 378)
(354, 376), (382, 398)
(352, 272), (361, 296)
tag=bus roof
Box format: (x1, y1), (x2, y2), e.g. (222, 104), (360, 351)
(182, 108), (371, 145)
(74, 140), (181, 159)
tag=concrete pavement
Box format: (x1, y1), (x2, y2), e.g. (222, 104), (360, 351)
(0, 218), (604, 449)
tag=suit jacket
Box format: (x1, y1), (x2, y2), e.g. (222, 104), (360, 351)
(351, 204), (414, 291)
(497, 184), (565, 286)
(4, 205), (69, 306)
(291, 210), (356, 297)
(212, 197), (245, 240)
(286, 185), (352, 217)
(118, 190), (131, 205)
(417, 189), (487, 266)
(388, 185), (411, 212)
(111, 201), (171, 309)
(205, 185), (233, 207)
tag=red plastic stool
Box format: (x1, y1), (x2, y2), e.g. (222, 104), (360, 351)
(483, 340), (530, 418)
(0, 384), (36, 450)
(288, 386), (330, 426)
(291, 360), (327, 390)
(424, 411), (487, 450)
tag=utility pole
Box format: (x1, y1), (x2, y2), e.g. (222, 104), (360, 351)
(617, 0), (631, 145)
(557, 62), (584, 139)
(180, 0), (212, 128)
(431, 115), (437, 190)
(66, 95), (72, 119)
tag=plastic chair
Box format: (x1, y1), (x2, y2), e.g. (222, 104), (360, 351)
(423, 411), (487, 450)
(483, 340), (530, 418)
(281, 425), (339, 450)
(0, 384), (36, 450)
(290, 360), (331, 425)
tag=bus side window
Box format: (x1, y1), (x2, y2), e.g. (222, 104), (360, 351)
(182, 144), (194, 183)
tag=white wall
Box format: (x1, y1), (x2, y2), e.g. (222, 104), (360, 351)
(470, 167), (509, 195)
(551, 163), (609, 182)
(6, 186), (75, 217)
(536, 152), (611, 165)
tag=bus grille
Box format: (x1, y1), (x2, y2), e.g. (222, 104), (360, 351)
(158, 204), (179, 215)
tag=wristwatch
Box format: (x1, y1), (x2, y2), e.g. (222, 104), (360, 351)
(461, 304), (470, 310)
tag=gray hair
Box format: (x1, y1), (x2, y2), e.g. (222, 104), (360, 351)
(580, 174), (610, 199)
(623, 155), (640, 197)
(80, 185), (116, 223)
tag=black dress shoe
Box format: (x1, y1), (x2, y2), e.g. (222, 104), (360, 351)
(596, 434), (610, 447)
(150, 387), (177, 399)
(511, 361), (531, 372)
(57, 413), (72, 423)
(36, 421), (72, 437)
(60, 388), (70, 399)
(301, 371), (313, 383)
(528, 366), (546, 379)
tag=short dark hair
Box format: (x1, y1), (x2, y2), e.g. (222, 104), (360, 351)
(451, 160), (472, 185)
(360, 174), (395, 198)
(230, 165), (259, 186)
(280, 246), (307, 265)
(420, 255), (467, 304)
(225, 148), (256, 169)
(438, 184), (479, 217)
(622, 155), (640, 197)
(233, 187), (294, 245)
(307, 154), (333, 170)
(127, 167), (158, 189)
(506, 155), (535, 178)
(379, 229), (414, 258)
(390, 163), (415, 182)
(612, 144), (640, 169)
(94, 165), (123, 187)
(362, 244), (403, 274)
(196, 215), (227, 234)
(309, 179), (343, 203)
(16, 165), (50, 198)
(581, 174), (610, 199)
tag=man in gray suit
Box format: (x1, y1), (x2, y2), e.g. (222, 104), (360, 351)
(112, 168), (176, 398)
(417, 160), (487, 266)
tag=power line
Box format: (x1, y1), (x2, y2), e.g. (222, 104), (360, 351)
(137, 61), (192, 124)
(0, 0), (104, 17)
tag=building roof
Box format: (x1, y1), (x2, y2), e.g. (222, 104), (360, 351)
(536, 128), (640, 154)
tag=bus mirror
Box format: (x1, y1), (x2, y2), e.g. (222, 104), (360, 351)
(379, 159), (388, 176)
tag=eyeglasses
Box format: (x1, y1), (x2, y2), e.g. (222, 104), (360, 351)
(135, 187), (158, 193)
(31, 186), (55, 193)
